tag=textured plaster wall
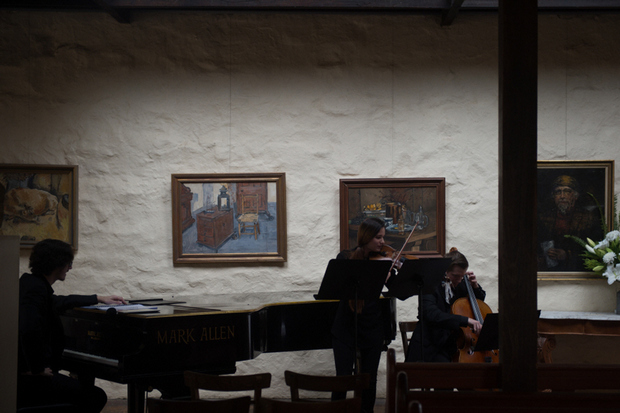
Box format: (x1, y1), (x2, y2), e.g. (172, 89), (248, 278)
(1, 10), (619, 400)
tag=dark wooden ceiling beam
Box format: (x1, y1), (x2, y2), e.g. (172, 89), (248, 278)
(441, 0), (465, 26)
(92, 0), (131, 23)
(103, 0), (620, 10)
(2, 0), (620, 11)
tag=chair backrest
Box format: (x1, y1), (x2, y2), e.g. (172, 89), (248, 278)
(284, 370), (370, 401)
(17, 404), (77, 413)
(184, 371), (271, 402)
(257, 398), (362, 413)
(146, 397), (251, 413)
(398, 321), (417, 358)
(408, 400), (423, 413)
(240, 194), (259, 215)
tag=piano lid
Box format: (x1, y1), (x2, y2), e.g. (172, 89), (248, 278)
(116, 291), (339, 317)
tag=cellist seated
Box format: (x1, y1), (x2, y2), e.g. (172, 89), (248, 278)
(405, 247), (493, 363)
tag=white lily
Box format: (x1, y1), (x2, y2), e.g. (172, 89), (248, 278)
(603, 251), (617, 265)
(596, 239), (610, 250)
(604, 266), (616, 285)
(606, 230), (620, 242)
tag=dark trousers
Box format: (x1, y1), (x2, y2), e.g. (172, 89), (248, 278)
(17, 372), (107, 413)
(331, 337), (382, 413)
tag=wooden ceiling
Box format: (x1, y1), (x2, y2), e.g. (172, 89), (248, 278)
(1, 0), (619, 25)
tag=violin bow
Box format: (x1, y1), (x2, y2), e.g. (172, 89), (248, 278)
(386, 221), (419, 281)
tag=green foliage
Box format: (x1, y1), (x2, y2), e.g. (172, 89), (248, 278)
(565, 193), (620, 283)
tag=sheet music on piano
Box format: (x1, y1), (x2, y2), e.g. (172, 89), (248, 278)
(81, 304), (160, 314)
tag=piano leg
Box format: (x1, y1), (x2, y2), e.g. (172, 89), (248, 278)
(126, 375), (193, 413)
(127, 383), (147, 413)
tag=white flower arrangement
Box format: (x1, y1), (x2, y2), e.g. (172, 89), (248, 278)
(568, 195), (620, 284)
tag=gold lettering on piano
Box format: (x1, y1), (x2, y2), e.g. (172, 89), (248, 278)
(156, 326), (234, 344)
(157, 328), (196, 344)
(87, 330), (103, 340)
(200, 325), (234, 341)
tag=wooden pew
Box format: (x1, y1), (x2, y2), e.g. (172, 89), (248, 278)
(386, 348), (620, 413)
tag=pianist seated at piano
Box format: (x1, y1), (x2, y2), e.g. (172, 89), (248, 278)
(17, 239), (127, 413)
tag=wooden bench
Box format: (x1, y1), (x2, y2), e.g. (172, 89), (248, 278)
(386, 348), (620, 413)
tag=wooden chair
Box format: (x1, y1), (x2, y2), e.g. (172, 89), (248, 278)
(408, 400), (423, 413)
(284, 370), (370, 401)
(184, 370), (271, 404)
(398, 321), (417, 358)
(237, 194), (260, 239)
(146, 397), (251, 413)
(388, 346), (620, 413)
(17, 404), (77, 413)
(257, 397), (361, 413)
(386, 347), (501, 413)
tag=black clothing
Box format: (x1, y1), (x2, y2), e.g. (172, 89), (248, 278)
(406, 280), (486, 362)
(332, 335), (382, 411)
(537, 205), (601, 271)
(18, 272), (97, 374)
(17, 272), (106, 412)
(331, 250), (397, 413)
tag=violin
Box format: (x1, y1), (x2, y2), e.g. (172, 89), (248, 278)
(451, 274), (499, 363)
(370, 244), (418, 261)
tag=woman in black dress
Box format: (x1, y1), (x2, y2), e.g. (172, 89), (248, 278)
(331, 217), (401, 413)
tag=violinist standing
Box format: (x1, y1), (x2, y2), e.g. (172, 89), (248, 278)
(331, 217), (401, 413)
(405, 247), (485, 362)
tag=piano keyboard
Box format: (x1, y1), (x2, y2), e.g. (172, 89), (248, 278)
(63, 349), (119, 368)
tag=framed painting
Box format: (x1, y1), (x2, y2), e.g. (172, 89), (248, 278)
(537, 160), (615, 280)
(0, 164), (78, 248)
(339, 178), (445, 258)
(172, 172), (287, 264)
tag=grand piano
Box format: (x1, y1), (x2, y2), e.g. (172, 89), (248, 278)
(60, 292), (396, 413)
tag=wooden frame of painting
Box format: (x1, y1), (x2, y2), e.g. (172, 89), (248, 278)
(172, 172), (287, 264)
(339, 178), (445, 258)
(0, 164), (78, 249)
(537, 160), (615, 280)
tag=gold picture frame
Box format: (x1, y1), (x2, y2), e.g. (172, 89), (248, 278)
(172, 172), (287, 264)
(537, 160), (615, 281)
(0, 164), (78, 248)
(339, 178), (446, 258)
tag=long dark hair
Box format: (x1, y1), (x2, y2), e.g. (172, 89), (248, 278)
(446, 247), (468, 272)
(29, 239), (74, 277)
(348, 217), (386, 260)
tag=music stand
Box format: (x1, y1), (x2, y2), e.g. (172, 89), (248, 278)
(475, 310), (540, 353)
(382, 258), (451, 300)
(316, 259), (390, 300)
(474, 313), (499, 352)
(383, 257), (452, 361)
(316, 259), (393, 373)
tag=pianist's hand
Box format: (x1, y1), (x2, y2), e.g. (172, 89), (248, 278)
(28, 367), (53, 377)
(98, 295), (128, 305)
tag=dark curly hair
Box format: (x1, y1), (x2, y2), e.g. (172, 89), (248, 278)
(29, 239), (74, 276)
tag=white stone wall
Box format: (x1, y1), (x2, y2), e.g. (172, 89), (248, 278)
(2, 10), (619, 400)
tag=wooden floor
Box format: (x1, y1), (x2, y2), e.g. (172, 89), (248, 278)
(102, 398), (387, 412)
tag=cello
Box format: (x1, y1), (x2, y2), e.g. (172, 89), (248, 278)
(451, 274), (499, 363)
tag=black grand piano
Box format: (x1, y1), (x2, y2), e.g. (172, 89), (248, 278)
(60, 292), (396, 413)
